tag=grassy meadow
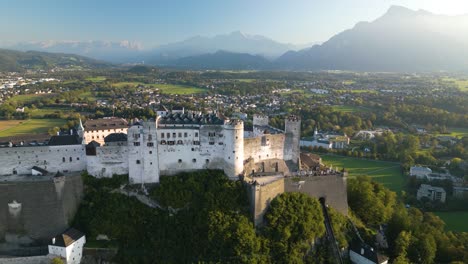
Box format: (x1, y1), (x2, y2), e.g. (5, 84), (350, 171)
(434, 211), (468, 232)
(111, 82), (205, 94)
(332, 105), (372, 113)
(0, 119), (65, 137)
(321, 154), (405, 193)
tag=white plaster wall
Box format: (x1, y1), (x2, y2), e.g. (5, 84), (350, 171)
(0, 145), (86, 176)
(84, 128), (128, 145)
(223, 121), (244, 179)
(48, 245), (66, 259)
(87, 146), (129, 178)
(65, 236), (86, 264)
(128, 122), (160, 184)
(243, 134), (285, 164)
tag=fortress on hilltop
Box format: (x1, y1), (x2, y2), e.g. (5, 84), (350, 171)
(0, 109), (301, 183)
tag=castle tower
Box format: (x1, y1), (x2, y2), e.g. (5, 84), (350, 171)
(128, 120), (160, 184)
(253, 114), (269, 127)
(283, 115), (301, 165)
(223, 119), (244, 179)
(77, 118), (85, 144)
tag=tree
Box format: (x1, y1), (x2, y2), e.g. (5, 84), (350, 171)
(348, 176), (396, 226)
(264, 192), (325, 263)
(207, 211), (267, 263)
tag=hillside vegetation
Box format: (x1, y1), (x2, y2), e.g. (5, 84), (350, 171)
(0, 48), (110, 71)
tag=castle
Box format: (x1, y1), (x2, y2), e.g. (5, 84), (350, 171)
(0, 110), (301, 183)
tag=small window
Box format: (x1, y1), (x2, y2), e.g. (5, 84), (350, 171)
(147, 142), (154, 147)
(192, 159), (196, 163)
(134, 142), (140, 146)
(218, 142), (223, 145)
(160, 140), (166, 145)
(209, 142), (215, 145)
(77, 157), (80, 161)
(161, 133), (165, 138)
(69, 157), (72, 162)
(178, 159), (182, 163)
(136, 160), (141, 164)
(195, 132), (199, 137)
(178, 132), (182, 137)
(191, 148), (195, 151)
(173, 133), (176, 138)
(205, 159), (209, 164)
(177, 140), (183, 145)
(167, 133), (170, 138)
(62, 157), (66, 162)
(149, 151), (152, 154)
(184, 132), (188, 137)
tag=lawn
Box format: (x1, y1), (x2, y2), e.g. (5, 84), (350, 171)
(434, 211), (468, 232)
(111, 82), (205, 94)
(7, 94), (52, 104)
(320, 154), (405, 193)
(29, 107), (74, 118)
(332, 105), (371, 113)
(442, 78), (468, 92)
(85, 76), (107, 82)
(431, 127), (468, 138)
(336, 89), (377, 94)
(0, 119), (65, 137)
(155, 84), (206, 95)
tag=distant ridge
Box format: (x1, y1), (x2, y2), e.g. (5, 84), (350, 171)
(276, 5), (468, 72)
(0, 48), (110, 71)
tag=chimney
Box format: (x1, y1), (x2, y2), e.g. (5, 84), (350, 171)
(52, 237), (56, 244)
(70, 129), (73, 135)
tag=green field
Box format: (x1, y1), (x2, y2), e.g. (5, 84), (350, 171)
(434, 212), (468, 232)
(28, 107), (73, 118)
(7, 94), (52, 104)
(85, 76), (107, 82)
(155, 84), (206, 94)
(336, 89), (377, 94)
(432, 127), (468, 138)
(321, 154), (405, 193)
(332, 105), (371, 113)
(112, 82), (205, 94)
(0, 119), (65, 137)
(442, 78), (468, 92)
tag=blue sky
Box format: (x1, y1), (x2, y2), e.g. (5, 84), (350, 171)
(1, 0), (468, 47)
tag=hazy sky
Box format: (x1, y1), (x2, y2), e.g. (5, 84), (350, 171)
(1, 0), (468, 47)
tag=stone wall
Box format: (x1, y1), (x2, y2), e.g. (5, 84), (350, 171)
(0, 145), (86, 176)
(284, 175), (348, 215)
(249, 176), (285, 226)
(244, 134), (285, 163)
(0, 174), (83, 246)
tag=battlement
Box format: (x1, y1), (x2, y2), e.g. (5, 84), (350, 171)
(286, 115), (300, 122)
(253, 114), (269, 127)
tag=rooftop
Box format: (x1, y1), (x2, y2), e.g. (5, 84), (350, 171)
(84, 118), (128, 131)
(49, 228), (85, 247)
(158, 112), (225, 125)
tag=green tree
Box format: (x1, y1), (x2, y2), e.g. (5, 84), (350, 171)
(264, 192), (325, 263)
(207, 211), (267, 263)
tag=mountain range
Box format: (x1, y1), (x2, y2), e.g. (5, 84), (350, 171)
(0, 49), (110, 72)
(2, 6), (468, 72)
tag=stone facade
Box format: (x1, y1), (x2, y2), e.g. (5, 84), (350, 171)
(0, 174), (83, 245)
(0, 111), (301, 185)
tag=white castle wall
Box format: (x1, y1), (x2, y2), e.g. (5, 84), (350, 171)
(244, 134), (286, 163)
(0, 145), (86, 176)
(87, 145), (129, 177)
(84, 128), (127, 145)
(0, 114), (301, 184)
